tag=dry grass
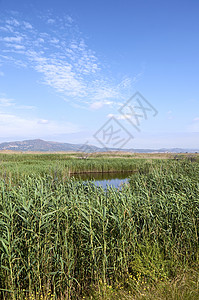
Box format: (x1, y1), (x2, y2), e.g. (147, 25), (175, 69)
(0, 150), (198, 160)
(86, 268), (199, 300)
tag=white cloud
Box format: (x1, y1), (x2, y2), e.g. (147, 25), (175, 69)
(166, 110), (173, 120)
(32, 55), (87, 97)
(37, 38), (44, 43)
(92, 86), (119, 101)
(3, 36), (23, 43)
(47, 19), (55, 24)
(0, 96), (35, 110)
(187, 117), (199, 132)
(66, 16), (73, 23)
(0, 112), (79, 138)
(16, 105), (36, 110)
(118, 77), (132, 89)
(0, 54), (27, 68)
(12, 44), (25, 50)
(0, 14), (137, 107)
(90, 102), (104, 110)
(37, 119), (49, 124)
(107, 113), (131, 120)
(107, 113), (114, 118)
(6, 18), (20, 26)
(0, 97), (14, 107)
(193, 117), (199, 121)
(90, 100), (113, 110)
(50, 38), (59, 44)
(23, 21), (33, 29)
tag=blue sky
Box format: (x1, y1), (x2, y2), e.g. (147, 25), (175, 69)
(0, 0), (199, 149)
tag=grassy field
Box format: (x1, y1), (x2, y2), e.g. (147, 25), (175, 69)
(0, 154), (198, 299)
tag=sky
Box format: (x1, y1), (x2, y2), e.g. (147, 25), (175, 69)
(0, 0), (199, 149)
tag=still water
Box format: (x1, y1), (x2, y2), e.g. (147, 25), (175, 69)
(70, 171), (133, 189)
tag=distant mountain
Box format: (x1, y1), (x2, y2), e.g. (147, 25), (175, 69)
(0, 139), (102, 152)
(0, 139), (99, 152)
(0, 139), (198, 153)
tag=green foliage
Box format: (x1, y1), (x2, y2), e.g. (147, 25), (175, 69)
(0, 156), (198, 299)
(0, 154), (147, 182)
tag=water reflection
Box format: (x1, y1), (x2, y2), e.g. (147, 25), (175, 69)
(70, 171), (133, 189)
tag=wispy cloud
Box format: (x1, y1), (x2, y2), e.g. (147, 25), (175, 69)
(0, 95), (35, 111)
(0, 93), (78, 139)
(0, 112), (79, 139)
(47, 19), (56, 24)
(2, 36), (23, 43)
(0, 97), (15, 107)
(0, 13), (138, 107)
(167, 110), (173, 120)
(193, 117), (199, 122)
(6, 18), (20, 26)
(187, 117), (199, 132)
(23, 21), (33, 30)
(90, 100), (113, 110)
(107, 113), (131, 120)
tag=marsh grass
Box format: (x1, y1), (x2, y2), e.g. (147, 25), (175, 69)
(0, 154), (148, 182)
(0, 157), (198, 299)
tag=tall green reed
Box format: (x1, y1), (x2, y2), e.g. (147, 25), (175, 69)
(0, 160), (198, 299)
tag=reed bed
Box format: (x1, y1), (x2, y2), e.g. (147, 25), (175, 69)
(0, 159), (198, 299)
(0, 154), (151, 182)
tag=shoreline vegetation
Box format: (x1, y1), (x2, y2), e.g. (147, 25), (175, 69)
(0, 153), (198, 299)
(0, 152), (198, 178)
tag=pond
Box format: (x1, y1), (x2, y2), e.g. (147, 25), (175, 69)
(70, 171), (133, 189)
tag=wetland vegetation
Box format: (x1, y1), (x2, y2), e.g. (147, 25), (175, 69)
(0, 153), (198, 299)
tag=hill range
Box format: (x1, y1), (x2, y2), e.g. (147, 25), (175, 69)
(0, 139), (198, 153)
